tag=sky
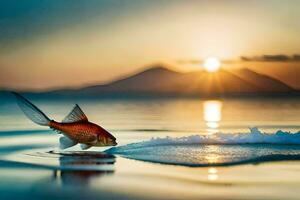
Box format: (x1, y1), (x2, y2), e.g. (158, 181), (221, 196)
(0, 0), (300, 90)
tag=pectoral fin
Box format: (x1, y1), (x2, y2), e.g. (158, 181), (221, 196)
(59, 136), (77, 149)
(80, 144), (92, 150)
(51, 128), (63, 134)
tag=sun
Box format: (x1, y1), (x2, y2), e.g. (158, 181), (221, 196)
(203, 57), (221, 72)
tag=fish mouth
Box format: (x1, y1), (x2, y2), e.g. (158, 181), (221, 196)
(105, 131), (117, 146)
(107, 137), (117, 146)
(111, 140), (118, 146)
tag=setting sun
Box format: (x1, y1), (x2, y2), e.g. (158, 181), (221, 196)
(203, 57), (221, 72)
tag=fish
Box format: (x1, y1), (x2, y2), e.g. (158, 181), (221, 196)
(12, 92), (117, 150)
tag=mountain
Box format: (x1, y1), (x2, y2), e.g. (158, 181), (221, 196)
(39, 66), (295, 98)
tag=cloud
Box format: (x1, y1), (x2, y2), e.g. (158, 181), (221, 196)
(241, 54), (300, 62)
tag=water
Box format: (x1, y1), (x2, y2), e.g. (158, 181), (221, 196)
(1, 96), (300, 199)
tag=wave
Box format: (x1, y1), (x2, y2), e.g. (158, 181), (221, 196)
(2, 127), (300, 168)
(109, 128), (300, 152)
(106, 128), (300, 167)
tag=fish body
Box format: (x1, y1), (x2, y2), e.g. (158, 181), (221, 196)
(12, 92), (117, 150)
(49, 120), (116, 146)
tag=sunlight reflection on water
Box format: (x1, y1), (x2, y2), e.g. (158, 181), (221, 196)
(203, 100), (222, 134)
(208, 167), (218, 181)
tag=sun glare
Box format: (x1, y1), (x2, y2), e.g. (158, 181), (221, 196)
(203, 57), (221, 72)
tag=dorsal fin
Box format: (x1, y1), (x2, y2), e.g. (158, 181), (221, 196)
(62, 104), (88, 123)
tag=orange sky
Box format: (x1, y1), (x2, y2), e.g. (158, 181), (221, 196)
(0, 0), (300, 90)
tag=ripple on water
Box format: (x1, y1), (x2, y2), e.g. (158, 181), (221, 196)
(0, 150), (116, 172)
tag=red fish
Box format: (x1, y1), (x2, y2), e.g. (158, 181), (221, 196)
(13, 92), (117, 150)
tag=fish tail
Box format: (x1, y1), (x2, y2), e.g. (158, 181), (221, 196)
(12, 92), (51, 126)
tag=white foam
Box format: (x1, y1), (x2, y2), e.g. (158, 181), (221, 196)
(109, 128), (300, 153)
(106, 127), (300, 166)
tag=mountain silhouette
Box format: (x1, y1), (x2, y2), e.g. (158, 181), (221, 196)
(44, 65), (295, 97)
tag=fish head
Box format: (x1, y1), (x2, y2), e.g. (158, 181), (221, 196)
(96, 127), (117, 146)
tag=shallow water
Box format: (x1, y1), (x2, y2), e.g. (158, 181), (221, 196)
(1, 96), (300, 199)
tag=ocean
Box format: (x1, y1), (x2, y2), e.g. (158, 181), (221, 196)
(0, 95), (300, 199)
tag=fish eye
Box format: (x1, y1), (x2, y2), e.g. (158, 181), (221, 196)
(110, 134), (116, 140)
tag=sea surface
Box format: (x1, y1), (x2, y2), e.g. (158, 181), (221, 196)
(1, 95), (300, 199)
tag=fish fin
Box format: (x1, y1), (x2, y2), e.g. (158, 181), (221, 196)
(62, 104), (88, 123)
(59, 136), (77, 149)
(51, 128), (63, 134)
(12, 92), (51, 126)
(80, 144), (92, 150)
